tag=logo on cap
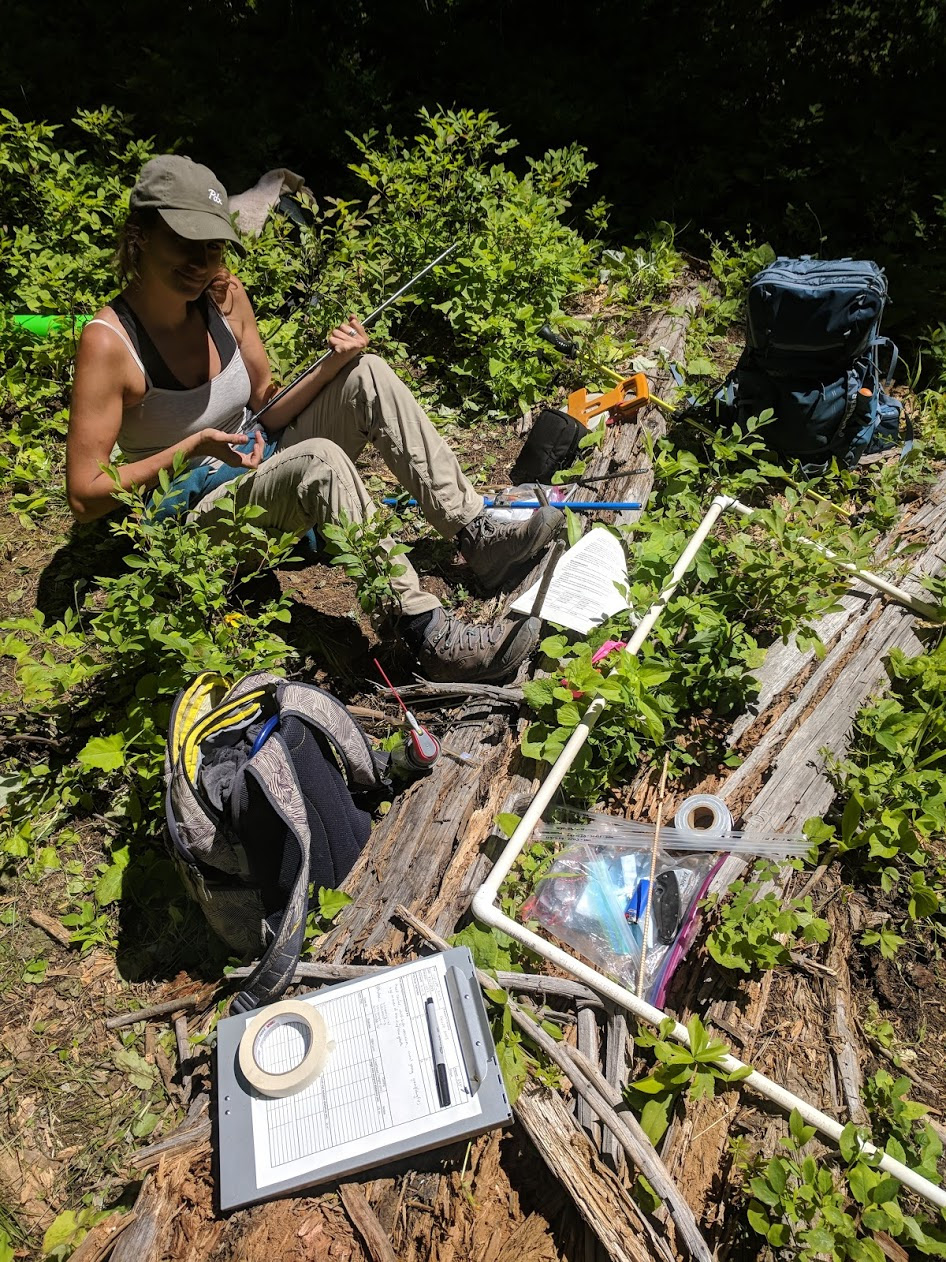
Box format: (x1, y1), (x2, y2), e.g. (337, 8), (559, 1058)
(208, 188), (223, 205)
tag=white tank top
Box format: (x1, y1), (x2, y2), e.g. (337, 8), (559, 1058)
(86, 300), (252, 466)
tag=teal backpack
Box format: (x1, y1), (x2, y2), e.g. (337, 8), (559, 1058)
(717, 257), (906, 473)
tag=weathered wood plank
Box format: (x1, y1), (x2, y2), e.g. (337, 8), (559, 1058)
(514, 1084), (668, 1262)
(722, 474), (946, 831)
(576, 1006), (602, 1143)
(601, 1012), (629, 1176)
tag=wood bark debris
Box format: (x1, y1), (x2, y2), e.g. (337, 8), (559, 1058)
(105, 994), (202, 1030)
(339, 1183), (400, 1262)
(28, 907), (73, 949)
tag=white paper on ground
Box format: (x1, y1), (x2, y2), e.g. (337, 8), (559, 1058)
(511, 528), (630, 633)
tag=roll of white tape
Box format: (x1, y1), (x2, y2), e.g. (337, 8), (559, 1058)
(673, 794), (733, 838)
(237, 999), (332, 1098)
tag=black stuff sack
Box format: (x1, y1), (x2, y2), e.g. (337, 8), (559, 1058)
(164, 671), (384, 1012)
(510, 406), (584, 485)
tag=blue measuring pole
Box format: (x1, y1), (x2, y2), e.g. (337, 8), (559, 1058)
(382, 498), (643, 511)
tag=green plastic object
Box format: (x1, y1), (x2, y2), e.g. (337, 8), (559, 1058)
(12, 314), (94, 337)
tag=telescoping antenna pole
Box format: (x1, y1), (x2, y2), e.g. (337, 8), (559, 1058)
(250, 241), (459, 427)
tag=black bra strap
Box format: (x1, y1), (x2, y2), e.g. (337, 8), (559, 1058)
(109, 293), (235, 391)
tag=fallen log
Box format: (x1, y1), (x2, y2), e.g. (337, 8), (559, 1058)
(656, 470), (946, 1221)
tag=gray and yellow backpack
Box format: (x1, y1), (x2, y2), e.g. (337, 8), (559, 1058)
(164, 672), (384, 1012)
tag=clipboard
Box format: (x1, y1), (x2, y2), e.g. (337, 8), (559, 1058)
(216, 948), (512, 1210)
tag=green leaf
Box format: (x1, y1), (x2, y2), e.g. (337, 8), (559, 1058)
(495, 813), (521, 839)
(746, 1201), (771, 1236)
(629, 1072), (671, 1095)
(0, 772), (23, 808)
(77, 733), (126, 772)
(789, 1108), (816, 1147)
(848, 1160), (879, 1205)
(748, 1177), (781, 1207)
(42, 1211), (81, 1253)
(839, 1120), (861, 1163)
(564, 507), (582, 548)
(496, 1032), (528, 1105)
(868, 1176), (901, 1205)
(766, 1157), (788, 1194)
(846, 1241), (885, 1262)
(317, 887), (353, 922)
(637, 1096), (672, 1145)
(94, 862), (124, 906)
(132, 1111), (160, 1138)
(766, 1222), (791, 1247)
(538, 634), (569, 659)
(840, 793), (862, 845)
(804, 1226), (837, 1252)
(114, 1048), (156, 1091)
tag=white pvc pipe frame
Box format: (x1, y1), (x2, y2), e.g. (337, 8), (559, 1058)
(472, 494), (946, 1209)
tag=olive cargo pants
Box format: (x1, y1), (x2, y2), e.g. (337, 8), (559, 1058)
(190, 354), (484, 616)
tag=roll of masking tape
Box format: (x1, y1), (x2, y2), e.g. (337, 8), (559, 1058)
(237, 1000), (332, 1098)
(673, 794), (733, 839)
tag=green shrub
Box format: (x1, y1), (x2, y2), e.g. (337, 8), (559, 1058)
(1, 469), (297, 872)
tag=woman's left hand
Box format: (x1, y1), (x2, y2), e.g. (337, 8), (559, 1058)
(327, 314), (369, 360)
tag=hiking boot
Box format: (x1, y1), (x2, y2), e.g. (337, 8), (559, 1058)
(413, 607), (542, 683)
(457, 506), (563, 591)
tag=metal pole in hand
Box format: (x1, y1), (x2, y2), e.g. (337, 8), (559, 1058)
(249, 240), (459, 427)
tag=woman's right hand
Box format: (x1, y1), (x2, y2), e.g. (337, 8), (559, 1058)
(194, 428), (265, 468)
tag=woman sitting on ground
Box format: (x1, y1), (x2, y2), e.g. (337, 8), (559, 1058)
(66, 155), (561, 682)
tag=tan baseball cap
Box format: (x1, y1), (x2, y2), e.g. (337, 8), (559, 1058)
(129, 155), (245, 253)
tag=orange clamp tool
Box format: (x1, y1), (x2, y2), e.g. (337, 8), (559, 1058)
(566, 373), (651, 426)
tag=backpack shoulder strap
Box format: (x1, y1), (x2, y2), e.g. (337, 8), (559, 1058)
(277, 681), (381, 789)
(872, 335), (899, 386)
(229, 733), (311, 1012)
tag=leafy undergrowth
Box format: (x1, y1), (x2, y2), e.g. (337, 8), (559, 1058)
(3, 103), (946, 1260)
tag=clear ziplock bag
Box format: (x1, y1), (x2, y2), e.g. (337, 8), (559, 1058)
(522, 842), (723, 1005)
(538, 805), (809, 858)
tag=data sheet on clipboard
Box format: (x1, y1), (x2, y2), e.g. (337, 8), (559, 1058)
(251, 954), (483, 1189)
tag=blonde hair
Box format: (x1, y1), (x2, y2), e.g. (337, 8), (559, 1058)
(114, 208), (159, 281)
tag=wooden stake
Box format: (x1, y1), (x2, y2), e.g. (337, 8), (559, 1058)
(637, 753), (671, 998)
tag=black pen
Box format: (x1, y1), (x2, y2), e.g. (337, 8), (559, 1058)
(424, 996), (450, 1107)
